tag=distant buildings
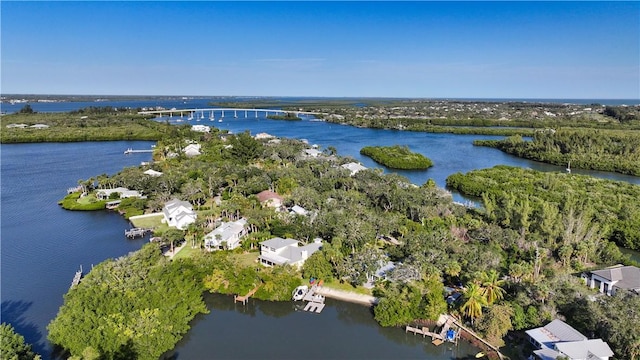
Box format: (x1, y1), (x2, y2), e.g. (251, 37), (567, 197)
(191, 125), (211, 133)
(183, 143), (201, 157)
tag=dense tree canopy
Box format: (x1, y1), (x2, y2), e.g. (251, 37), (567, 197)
(360, 145), (434, 170)
(47, 245), (208, 360)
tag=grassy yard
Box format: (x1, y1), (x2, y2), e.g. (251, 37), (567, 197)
(128, 213), (164, 228)
(172, 245), (202, 260)
(318, 279), (373, 295)
(230, 252), (260, 267)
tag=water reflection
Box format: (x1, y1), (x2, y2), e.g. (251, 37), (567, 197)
(167, 293), (477, 359)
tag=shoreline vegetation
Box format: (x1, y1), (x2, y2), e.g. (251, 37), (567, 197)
(360, 145), (434, 170)
(4, 98), (638, 177)
(46, 122), (640, 360)
(0, 106), (166, 143)
(266, 113), (301, 121)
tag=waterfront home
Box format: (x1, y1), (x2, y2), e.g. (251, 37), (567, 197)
(96, 187), (143, 200)
(203, 218), (248, 251)
(143, 169), (163, 177)
(256, 190), (284, 210)
(191, 125), (211, 133)
(259, 237), (322, 268)
(162, 199), (197, 230)
(341, 162), (367, 176)
(582, 264), (640, 296)
(526, 319), (613, 360)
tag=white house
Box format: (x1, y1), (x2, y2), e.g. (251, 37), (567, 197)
(582, 264), (640, 296)
(143, 169), (163, 177)
(95, 187), (143, 200)
(526, 319), (613, 360)
(203, 218), (248, 251)
(341, 162), (367, 176)
(254, 132), (275, 140)
(289, 205), (308, 216)
(191, 125), (211, 133)
(183, 143), (201, 157)
(258, 237), (322, 269)
(303, 149), (322, 158)
(162, 199), (197, 230)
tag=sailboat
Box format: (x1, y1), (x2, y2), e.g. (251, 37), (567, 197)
(209, 110), (214, 121)
(566, 161), (571, 173)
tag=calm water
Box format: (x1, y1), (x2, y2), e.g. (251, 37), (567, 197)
(1, 100), (639, 359)
(1, 141), (154, 357)
(166, 294), (476, 359)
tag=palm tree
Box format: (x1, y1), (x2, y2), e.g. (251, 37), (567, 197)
(461, 283), (487, 324)
(481, 270), (506, 305)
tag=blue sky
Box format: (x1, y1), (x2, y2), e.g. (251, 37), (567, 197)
(1, 1), (638, 99)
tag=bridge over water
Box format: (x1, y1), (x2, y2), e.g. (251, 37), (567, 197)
(138, 107), (323, 120)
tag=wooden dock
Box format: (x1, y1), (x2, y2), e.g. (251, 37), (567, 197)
(234, 284), (262, 305)
(406, 325), (443, 341)
(124, 228), (151, 238)
(124, 148), (154, 154)
(70, 265), (83, 289)
(407, 315), (506, 359)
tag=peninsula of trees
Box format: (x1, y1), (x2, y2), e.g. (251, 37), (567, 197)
(360, 145), (433, 170)
(474, 129), (640, 176)
(0, 106), (166, 143)
(47, 124), (639, 359)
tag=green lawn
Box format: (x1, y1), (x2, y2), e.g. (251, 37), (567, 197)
(230, 252), (260, 267)
(128, 213), (164, 228)
(172, 245), (202, 260)
(319, 279), (373, 295)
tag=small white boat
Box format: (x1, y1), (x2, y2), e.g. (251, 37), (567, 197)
(292, 285), (308, 301)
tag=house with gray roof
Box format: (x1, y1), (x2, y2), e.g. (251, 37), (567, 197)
(258, 237), (322, 269)
(204, 218), (248, 251)
(162, 198), (197, 230)
(583, 264), (640, 296)
(526, 319), (614, 360)
(341, 162), (367, 176)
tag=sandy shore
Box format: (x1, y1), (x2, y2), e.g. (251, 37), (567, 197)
(315, 286), (379, 306)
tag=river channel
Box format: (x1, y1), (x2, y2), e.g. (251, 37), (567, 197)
(1, 100), (639, 359)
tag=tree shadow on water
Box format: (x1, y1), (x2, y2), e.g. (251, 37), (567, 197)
(1, 300), (46, 356)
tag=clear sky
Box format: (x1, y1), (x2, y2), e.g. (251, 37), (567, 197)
(1, 1), (638, 99)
